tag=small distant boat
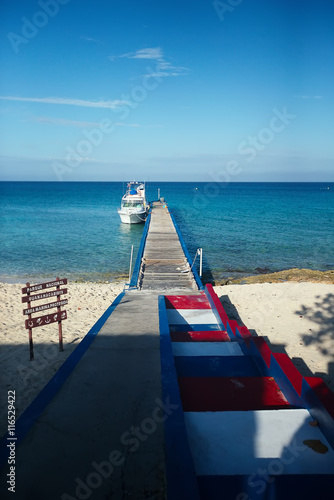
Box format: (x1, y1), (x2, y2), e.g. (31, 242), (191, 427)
(118, 181), (149, 224)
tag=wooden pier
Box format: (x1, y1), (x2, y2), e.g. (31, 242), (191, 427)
(138, 201), (199, 290)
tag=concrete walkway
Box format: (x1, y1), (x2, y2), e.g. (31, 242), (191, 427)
(1, 291), (170, 499)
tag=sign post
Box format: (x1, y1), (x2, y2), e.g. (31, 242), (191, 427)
(56, 278), (64, 352)
(22, 277), (68, 360)
(25, 282), (33, 361)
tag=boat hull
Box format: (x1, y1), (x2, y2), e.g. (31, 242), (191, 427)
(118, 210), (147, 224)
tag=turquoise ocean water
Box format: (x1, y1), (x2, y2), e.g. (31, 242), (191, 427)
(0, 182), (333, 283)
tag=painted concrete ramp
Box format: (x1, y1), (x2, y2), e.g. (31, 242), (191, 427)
(159, 286), (334, 500)
(0, 291), (168, 499)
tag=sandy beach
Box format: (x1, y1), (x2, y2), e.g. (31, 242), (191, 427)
(1, 280), (333, 438)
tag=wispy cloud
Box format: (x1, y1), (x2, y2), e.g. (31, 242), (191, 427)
(28, 116), (101, 127)
(294, 95), (323, 99)
(109, 46), (190, 77)
(0, 154), (98, 163)
(80, 36), (102, 43)
(115, 122), (162, 128)
(26, 115), (160, 129)
(145, 63), (189, 78)
(0, 96), (129, 109)
(120, 47), (163, 60)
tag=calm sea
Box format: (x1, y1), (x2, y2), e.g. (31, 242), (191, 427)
(0, 182), (333, 283)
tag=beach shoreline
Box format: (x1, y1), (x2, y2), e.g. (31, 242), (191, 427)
(0, 275), (130, 285)
(214, 268), (334, 285)
(1, 267), (333, 286)
(0, 277), (333, 439)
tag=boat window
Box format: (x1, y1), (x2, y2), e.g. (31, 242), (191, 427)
(123, 202), (143, 207)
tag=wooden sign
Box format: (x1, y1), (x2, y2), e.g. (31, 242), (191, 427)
(22, 288), (67, 303)
(22, 277), (68, 360)
(22, 279), (67, 294)
(25, 310), (67, 329)
(23, 298), (68, 316)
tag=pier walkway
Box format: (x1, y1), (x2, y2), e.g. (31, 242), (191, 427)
(1, 291), (167, 499)
(138, 202), (198, 290)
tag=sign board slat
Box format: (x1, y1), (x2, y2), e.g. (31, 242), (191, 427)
(25, 310), (67, 329)
(23, 298), (68, 316)
(22, 288), (67, 303)
(22, 279), (67, 294)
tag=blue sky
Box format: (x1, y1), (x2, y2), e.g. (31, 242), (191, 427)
(0, 0), (333, 181)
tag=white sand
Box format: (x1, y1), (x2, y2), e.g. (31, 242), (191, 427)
(1, 281), (333, 438)
(214, 282), (334, 389)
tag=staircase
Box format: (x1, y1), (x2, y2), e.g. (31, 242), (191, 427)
(159, 285), (334, 500)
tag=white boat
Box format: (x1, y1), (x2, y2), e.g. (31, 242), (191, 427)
(118, 181), (149, 224)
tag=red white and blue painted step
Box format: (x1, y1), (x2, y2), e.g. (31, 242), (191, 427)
(158, 284), (334, 500)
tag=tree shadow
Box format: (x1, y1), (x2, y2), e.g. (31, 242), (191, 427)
(296, 293), (334, 356)
(295, 293), (334, 388)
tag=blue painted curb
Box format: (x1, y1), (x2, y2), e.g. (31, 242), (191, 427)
(0, 290), (125, 471)
(129, 212), (151, 288)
